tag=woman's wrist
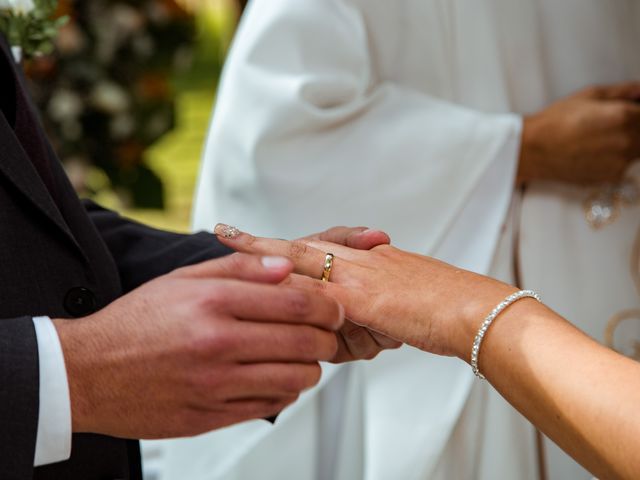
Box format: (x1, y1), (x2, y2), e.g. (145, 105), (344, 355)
(458, 292), (553, 377)
(451, 278), (519, 362)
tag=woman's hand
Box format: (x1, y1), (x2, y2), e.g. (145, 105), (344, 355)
(214, 224), (517, 361)
(298, 226), (402, 361)
(519, 82), (640, 185)
(214, 226), (640, 480)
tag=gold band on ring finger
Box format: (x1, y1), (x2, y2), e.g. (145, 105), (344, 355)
(321, 253), (335, 282)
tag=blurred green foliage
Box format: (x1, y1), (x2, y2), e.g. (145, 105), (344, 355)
(27, 0), (198, 210)
(103, 2), (240, 232)
(23, 0), (240, 231)
(0, 0), (68, 59)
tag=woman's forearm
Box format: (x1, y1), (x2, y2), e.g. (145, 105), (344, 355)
(475, 300), (640, 480)
(212, 229), (640, 478)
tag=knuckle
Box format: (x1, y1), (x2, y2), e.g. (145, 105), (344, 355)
(294, 326), (321, 356)
(286, 290), (313, 319)
(372, 244), (394, 256)
(288, 241), (308, 259)
(212, 252), (256, 279)
(183, 369), (207, 393)
(316, 227), (336, 240)
(190, 382), (223, 409)
(224, 252), (250, 272)
(198, 287), (227, 312)
(243, 233), (257, 247)
(310, 280), (328, 294)
(198, 369), (225, 394)
(321, 226), (349, 240)
(191, 326), (235, 358)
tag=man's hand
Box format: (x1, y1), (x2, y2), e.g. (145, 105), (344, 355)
(519, 82), (640, 185)
(53, 253), (343, 440)
(302, 225), (392, 251)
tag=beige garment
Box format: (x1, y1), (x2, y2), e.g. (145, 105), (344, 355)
(520, 175), (640, 479)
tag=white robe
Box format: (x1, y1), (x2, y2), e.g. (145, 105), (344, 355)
(150, 1), (640, 479)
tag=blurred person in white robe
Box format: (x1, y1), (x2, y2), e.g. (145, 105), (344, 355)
(152, 1), (640, 479)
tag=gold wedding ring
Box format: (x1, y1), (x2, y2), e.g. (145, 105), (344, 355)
(321, 253), (335, 282)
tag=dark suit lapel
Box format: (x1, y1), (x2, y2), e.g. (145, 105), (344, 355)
(0, 35), (81, 252)
(0, 112), (81, 251)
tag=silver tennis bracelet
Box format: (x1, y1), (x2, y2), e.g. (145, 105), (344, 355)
(471, 290), (542, 379)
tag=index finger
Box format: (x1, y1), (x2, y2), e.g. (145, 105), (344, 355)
(214, 224), (338, 280)
(204, 279), (344, 331)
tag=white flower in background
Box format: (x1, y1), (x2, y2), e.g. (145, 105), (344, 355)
(0, 0), (36, 16)
(1, 0), (64, 61)
(90, 81), (131, 115)
(48, 89), (83, 122)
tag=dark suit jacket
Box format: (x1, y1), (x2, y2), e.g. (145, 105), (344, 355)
(0, 36), (232, 479)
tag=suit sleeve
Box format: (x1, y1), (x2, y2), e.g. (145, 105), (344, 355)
(83, 200), (234, 293)
(0, 316), (39, 479)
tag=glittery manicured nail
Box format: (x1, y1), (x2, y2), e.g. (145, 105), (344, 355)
(214, 223), (241, 238)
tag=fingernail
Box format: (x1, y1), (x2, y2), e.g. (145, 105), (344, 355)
(214, 223), (241, 238)
(261, 256), (291, 270)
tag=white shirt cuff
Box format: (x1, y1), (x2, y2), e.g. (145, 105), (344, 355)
(32, 316), (72, 467)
